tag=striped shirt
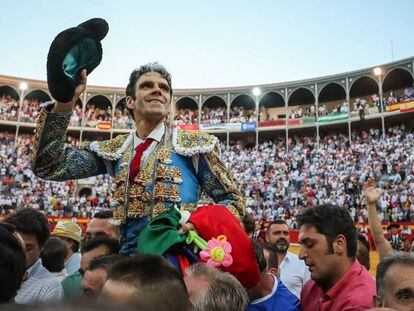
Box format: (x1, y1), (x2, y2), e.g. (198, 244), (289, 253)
(16, 259), (63, 304)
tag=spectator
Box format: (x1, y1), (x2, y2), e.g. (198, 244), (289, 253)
(62, 235), (120, 301)
(298, 204), (376, 311)
(248, 240), (300, 311)
(263, 243), (279, 277)
(357, 234), (371, 271)
(243, 213), (256, 238)
(102, 254), (189, 310)
(84, 210), (121, 242)
(41, 237), (68, 281)
(184, 263), (248, 311)
(375, 252), (414, 311)
(82, 254), (122, 298)
(51, 221), (82, 274)
(5, 208), (63, 304)
(265, 220), (310, 298)
(0, 222), (26, 304)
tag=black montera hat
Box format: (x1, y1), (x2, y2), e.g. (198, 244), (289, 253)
(47, 18), (109, 103)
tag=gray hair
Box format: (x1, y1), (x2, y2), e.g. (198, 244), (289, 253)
(376, 251), (414, 301)
(185, 263), (248, 311)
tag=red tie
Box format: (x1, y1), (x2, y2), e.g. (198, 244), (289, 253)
(129, 138), (154, 182)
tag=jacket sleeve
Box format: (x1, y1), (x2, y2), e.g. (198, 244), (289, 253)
(196, 145), (246, 219)
(32, 103), (108, 181)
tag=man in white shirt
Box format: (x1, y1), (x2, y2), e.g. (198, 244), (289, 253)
(266, 220), (310, 298)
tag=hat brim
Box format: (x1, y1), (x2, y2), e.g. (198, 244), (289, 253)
(51, 231), (81, 244)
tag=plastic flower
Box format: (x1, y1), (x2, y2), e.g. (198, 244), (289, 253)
(199, 235), (233, 268)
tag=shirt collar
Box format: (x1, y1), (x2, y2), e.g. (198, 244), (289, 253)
(324, 259), (361, 300)
(26, 259), (42, 279)
(133, 122), (165, 149)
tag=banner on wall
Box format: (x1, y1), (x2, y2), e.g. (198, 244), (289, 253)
(241, 122), (256, 131)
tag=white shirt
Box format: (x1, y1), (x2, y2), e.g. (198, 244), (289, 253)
(279, 251), (310, 299)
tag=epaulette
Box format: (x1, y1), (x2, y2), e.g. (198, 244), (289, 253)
(172, 128), (219, 157)
(89, 132), (133, 161)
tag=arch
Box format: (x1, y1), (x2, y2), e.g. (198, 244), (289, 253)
(0, 85), (20, 121)
(382, 68), (414, 93)
(287, 87), (315, 120)
(229, 94), (256, 123)
(113, 97), (134, 129)
(318, 82), (347, 115)
(201, 94), (227, 106)
(349, 76), (379, 115)
(201, 96), (227, 127)
(85, 95), (113, 129)
(173, 97), (199, 126)
(19, 90), (51, 123)
(258, 91), (285, 123)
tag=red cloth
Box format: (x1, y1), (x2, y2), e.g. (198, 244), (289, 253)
(189, 205), (260, 289)
(300, 259), (375, 311)
(129, 138), (153, 182)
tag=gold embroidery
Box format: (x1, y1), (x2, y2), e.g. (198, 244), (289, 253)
(112, 207), (126, 222)
(168, 184), (181, 202)
(188, 132), (201, 141)
(134, 169), (150, 184)
(157, 147), (172, 164)
(113, 187), (125, 203)
(154, 183), (168, 201)
(155, 165), (169, 180)
(129, 185), (145, 198)
(152, 202), (166, 218)
(170, 166), (183, 183)
(127, 200), (145, 218)
(180, 202), (197, 213)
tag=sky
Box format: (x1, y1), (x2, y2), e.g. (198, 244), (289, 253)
(1, 0), (413, 89)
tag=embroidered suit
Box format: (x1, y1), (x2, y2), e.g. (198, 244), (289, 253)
(32, 103), (245, 253)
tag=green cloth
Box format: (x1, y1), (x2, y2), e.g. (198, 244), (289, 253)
(62, 271), (82, 300)
(137, 208), (187, 255)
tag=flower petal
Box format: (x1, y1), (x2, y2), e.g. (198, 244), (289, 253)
(221, 254), (234, 267)
(222, 241), (232, 253)
(200, 250), (211, 262)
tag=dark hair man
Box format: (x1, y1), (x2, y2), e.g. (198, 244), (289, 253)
(41, 237), (68, 280)
(102, 254), (189, 310)
(298, 204), (375, 311)
(62, 235), (120, 300)
(84, 211), (120, 243)
(265, 219), (309, 298)
(0, 222), (26, 304)
(375, 252), (414, 311)
(5, 208), (63, 304)
(82, 254), (122, 298)
(32, 61), (245, 257)
(248, 239), (300, 311)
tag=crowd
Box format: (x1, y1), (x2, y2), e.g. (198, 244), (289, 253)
(19, 98), (41, 123)
(84, 103), (112, 128)
(69, 104), (83, 127)
(0, 95), (19, 121)
(112, 106), (134, 129)
(230, 106), (256, 123)
(2, 125), (414, 227)
(222, 125), (414, 228)
(173, 108), (199, 126)
(200, 106), (227, 126)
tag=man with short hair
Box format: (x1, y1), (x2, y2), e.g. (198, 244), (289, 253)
(375, 252), (414, 311)
(5, 208), (63, 304)
(33, 59), (245, 256)
(52, 220), (82, 274)
(82, 254), (122, 298)
(0, 222), (26, 304)
(266, 220), (309, 298)
(248, 240), (300, 311)
(184, 263), (249, 311)
(84, 211), (120, 242)
(298, 204), (376, 311)
(102, 254), (189, 310)
(62, 235), (120, 300)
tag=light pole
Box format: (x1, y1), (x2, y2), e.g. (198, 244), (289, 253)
(252, 87), (261, 149)
(374, 67), (385, 139)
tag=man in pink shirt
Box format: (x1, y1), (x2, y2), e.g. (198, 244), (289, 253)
(298, 204), (376, 311)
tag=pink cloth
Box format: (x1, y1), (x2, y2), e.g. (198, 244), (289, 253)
(301, 259), (375, 311)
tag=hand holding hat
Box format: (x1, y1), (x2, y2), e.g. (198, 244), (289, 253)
(47, 18), (108, 103)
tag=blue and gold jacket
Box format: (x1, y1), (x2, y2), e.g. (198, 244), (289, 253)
(32, 104), (245, 224)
